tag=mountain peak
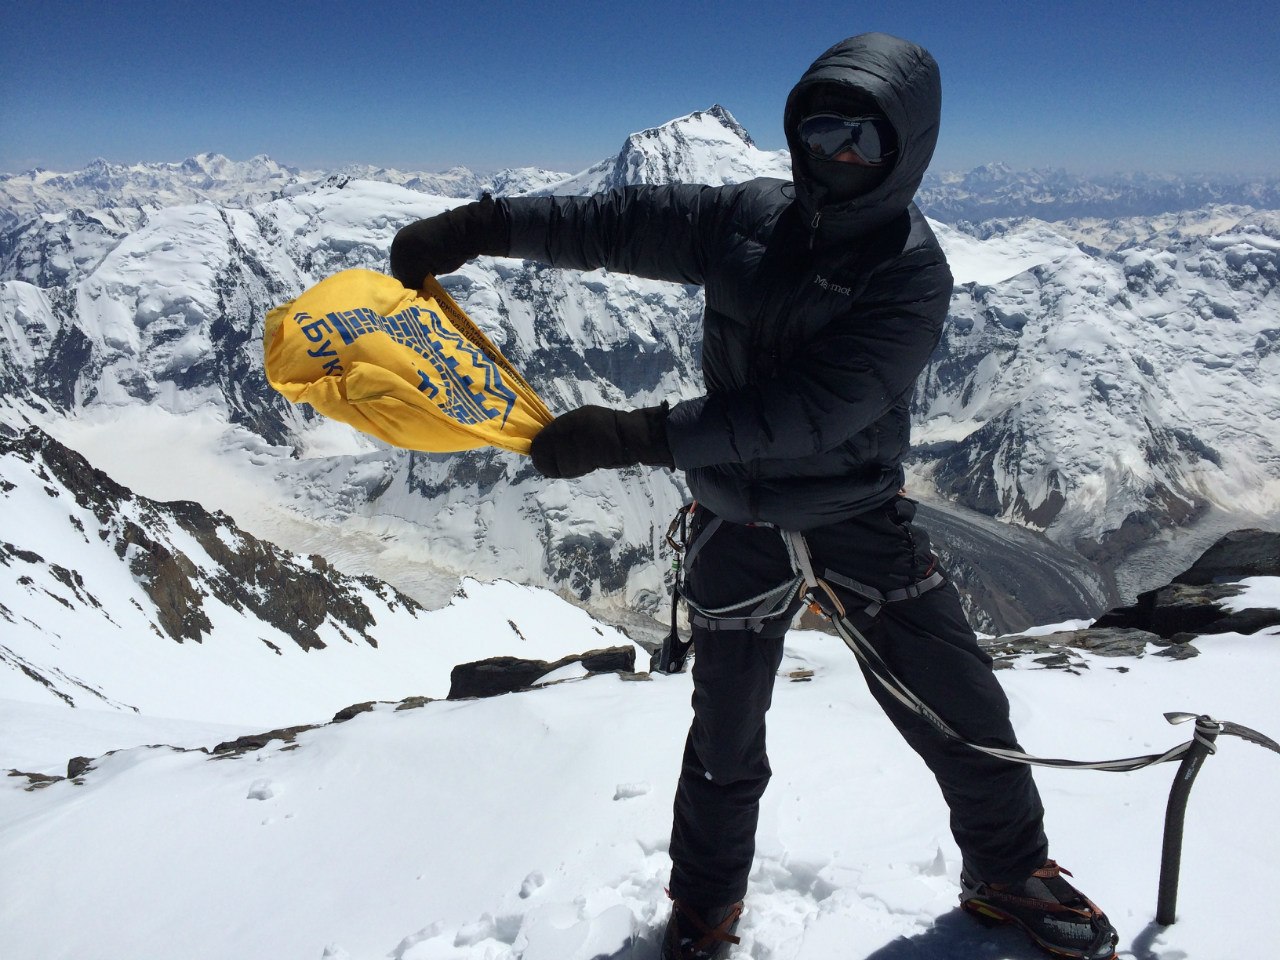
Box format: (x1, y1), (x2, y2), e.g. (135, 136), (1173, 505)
(528, 104), (789, 196)
(632, 104), (755, 143)
(704, 104), (755, 147)
(623, 104), (756, 152)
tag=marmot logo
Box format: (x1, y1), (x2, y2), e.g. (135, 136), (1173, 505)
(815, 275), (852, 296)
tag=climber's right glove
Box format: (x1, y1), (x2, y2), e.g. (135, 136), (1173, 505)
(530, 404), (675, 479)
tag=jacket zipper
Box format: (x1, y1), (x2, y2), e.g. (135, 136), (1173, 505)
(746, 204), (816, 520)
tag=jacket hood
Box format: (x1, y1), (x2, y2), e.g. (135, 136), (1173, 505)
(784, 33), (942, 237)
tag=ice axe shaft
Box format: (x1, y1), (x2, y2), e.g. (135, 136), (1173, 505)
(1156, 714), (1221, 925)
(1156, 712), (1280, 924)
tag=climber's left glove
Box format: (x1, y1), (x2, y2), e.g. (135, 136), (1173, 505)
(389, 193), (510, 289)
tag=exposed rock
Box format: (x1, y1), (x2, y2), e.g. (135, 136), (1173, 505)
(982, 626), (1168, 671)
(0, 646), (76, 707)
(44, 695), (442, 781)
(448, 646), (637, 700)
(1192, 608), (1280, 636)
(122, 528), (214, 643)
(1064, 627), (1162, 657)
(7, 769), (64, 791)
(211, 724), (317, 758)
(990, 529), (1280, 668)
(447, 658), (545, 699)
(2, 426), (423, 652)
(332, 701), (378, 722)
(394, 696), (435, 711)
(1090, 529), (1280, 639)
(1092, 582), (1245, 638)
(1031, 652), (1077, 670)
(1172, 529), (1280, 585)
(66, 756), (94, 779)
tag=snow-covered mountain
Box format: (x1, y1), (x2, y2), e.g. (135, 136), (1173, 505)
(332, 163), (570, 200)
(2, 106), (1278, 634)
(6, 107), (1280, 960)
(528, 105), (791, 196)
(0, 422), (638, 722)
(918, 162), (1280, 224)
(0, 153), (308, 233)
(11, 149), (1277, 234)
(959, 204), (1265, 257)
(918, 212), (1280, 586)
(0, 174), (701, 628)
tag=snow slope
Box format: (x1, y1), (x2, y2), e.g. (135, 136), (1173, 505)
(3, 593), (1278, 960)
(0, 424), (639, 725)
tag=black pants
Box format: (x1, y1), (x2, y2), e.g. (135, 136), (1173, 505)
(668, 498), (1049, 907)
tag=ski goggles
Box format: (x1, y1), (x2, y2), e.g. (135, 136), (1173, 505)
(797, 113), (895, 166)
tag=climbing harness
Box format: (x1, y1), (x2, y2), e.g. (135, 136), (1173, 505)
(656, 503), (806, 673)
(655, 502), (1280, 924)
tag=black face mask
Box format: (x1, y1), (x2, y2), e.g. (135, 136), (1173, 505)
(804, 156), (892, 203)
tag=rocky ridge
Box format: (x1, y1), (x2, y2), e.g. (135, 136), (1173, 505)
(1, 423), (424, 707)
(988, 529), (1280, 672)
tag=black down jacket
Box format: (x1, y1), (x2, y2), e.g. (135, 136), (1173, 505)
(501, 33), (953, 530)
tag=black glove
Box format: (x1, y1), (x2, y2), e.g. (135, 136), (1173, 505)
(389, 193), (510, 289)
(530, 404), (675, 479)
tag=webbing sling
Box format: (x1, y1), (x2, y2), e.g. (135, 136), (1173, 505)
(662, 514), (1278, 773)
(780, 528), (1259, 773)
(823, 567), (947, 618)
(656, 506), (695, 674)
(682, 515), (807, 632)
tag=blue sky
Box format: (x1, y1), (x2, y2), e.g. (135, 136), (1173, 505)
(3, 0), (1277, 177)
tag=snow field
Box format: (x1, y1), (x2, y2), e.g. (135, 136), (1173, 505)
(3, 612), (1278, 960)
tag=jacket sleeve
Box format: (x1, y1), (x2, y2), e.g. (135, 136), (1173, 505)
(665, 252), (953, 467)
(501, 185), (724, 286)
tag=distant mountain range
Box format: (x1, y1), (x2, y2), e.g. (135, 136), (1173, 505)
(2, 104), (1278, 641)
(6, 120), (1278, 230)
(0, 154), (564, 235)
(917, 162), (1280, 224)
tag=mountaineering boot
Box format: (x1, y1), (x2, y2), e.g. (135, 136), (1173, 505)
(960, 860), (1119, 960)
(660, 897), (743, 960)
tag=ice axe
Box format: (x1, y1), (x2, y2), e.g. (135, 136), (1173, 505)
(1157, 712), (1280, 925)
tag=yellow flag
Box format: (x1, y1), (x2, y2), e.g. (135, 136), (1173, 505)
(263, 269), (552, 454)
